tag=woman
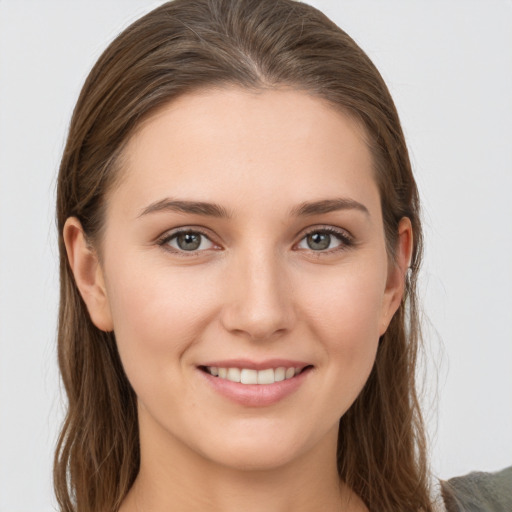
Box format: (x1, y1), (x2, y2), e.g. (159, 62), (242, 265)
(53, 1), (506, 511)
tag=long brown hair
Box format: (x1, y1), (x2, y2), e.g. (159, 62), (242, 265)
(55, 0), (429, 510)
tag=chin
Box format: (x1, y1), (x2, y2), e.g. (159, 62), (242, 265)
(210, 443), (303, 472)
(192, 421), (329, 473)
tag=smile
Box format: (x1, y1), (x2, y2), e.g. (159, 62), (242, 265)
(199, 361), (313, 406)
(203, 366), (305, 385)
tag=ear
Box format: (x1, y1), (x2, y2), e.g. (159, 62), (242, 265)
(63, 217), (114, 332)
(379, 217), (413, 336)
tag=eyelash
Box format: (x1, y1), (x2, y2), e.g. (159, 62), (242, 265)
(157, 227), (216, 257)
(156, 226), (354, 257)
(298, 226), (354, 254)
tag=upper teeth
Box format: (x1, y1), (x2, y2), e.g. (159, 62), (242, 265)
(206, 366), (302, 384)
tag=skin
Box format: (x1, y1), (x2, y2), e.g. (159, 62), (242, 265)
(64, 87), (412, 512)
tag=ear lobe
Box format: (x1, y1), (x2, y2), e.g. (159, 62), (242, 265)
(379, 217), (413, 336)
(63, 217), (114, 332)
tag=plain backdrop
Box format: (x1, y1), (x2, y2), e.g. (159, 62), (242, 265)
(1, 1), (511, 510)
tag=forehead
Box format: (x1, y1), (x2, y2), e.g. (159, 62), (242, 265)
(112, 87), (379, 219)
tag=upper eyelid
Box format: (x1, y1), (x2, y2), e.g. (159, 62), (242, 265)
(296, 224), (353, 241)
(157, 228), (219, 256)
(157, 226), (215, 242)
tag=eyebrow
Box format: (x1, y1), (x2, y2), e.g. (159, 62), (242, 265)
(138, 198), (232, 218)
(290, 198), (370, 217)
(138, 197), (369, 219)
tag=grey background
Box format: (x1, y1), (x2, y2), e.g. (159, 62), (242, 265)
(1, 1), (511, 510)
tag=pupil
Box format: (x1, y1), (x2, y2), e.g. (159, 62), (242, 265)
(177, 232), (201, 251)
(307, 232), (330, 250)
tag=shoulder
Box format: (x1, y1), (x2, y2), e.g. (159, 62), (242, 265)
(440, 466), (512, 512)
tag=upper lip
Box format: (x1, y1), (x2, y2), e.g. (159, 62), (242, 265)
(199, 359), (312, 371)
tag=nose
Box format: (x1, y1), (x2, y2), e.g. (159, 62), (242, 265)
(219, 246), (296, 341)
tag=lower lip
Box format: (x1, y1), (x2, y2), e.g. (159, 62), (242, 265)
(198, 367), (312, 407)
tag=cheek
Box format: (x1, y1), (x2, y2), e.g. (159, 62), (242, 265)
(299, 261), (386, 401)
(103, 256), (217, 387)
(304, 261), (387, 344)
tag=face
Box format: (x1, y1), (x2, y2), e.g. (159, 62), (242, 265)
(70, 87), (408, 472)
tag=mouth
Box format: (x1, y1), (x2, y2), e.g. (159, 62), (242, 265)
(199, 364), (313, 385)
(197, 359), (314, 406)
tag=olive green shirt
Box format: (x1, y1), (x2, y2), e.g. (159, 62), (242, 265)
(441, 466), (512, 512)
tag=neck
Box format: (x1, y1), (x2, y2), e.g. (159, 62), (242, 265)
(120, 414), (366, 512)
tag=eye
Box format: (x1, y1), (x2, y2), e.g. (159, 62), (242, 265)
(159, 229), (216, 253)
(296, 227), (352, 252)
